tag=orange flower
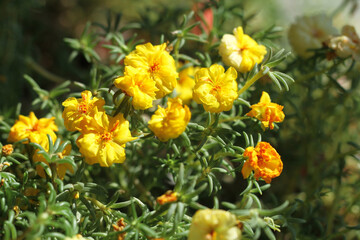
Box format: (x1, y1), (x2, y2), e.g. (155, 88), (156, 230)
(156, 191), (178, 205)
(113, 218), (127, 240)
(241, 142), (283, 183)
(7, 112), (58, 146)
(246, 91), (284, 130)
(2, 144), (13, 156)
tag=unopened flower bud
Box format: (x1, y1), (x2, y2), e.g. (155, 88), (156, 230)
(2, 144), (13, 156)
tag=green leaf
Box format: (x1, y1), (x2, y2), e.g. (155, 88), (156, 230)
(175, 163), (185, 192)
(34, 161), (52, 178)
(268, 72), (282, 91)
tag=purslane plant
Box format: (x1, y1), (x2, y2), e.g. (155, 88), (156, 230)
(1, 1), (359, 240)
(1, 12), (292, 240)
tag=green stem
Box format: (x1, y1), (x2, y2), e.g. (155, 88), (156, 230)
(25, 57), (68, 83)
(326, 179), (341, 236)
(85, 196), (111, 214)
(50, 162), (58, 190)
(238, 66), (269, 95)
(173, 34), (182, 67)
(219, 116), (250, 124)
(122, 164), (155, 208)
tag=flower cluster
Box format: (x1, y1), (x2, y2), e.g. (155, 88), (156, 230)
(62, 91), (136, 167)
(246, 91), (285, 130)
(219, 26), (267, 73)
(114, 43), (178, 110)
(242, 141), (283, 183)
(288, 14), (360, 63)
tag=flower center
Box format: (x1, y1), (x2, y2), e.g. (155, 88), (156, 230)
(206, 230), (217, 240)
(78, 103), (89, 114)
(312, 28), (324, 38)
(149, 62), (160, 73)
(240, 46), (248, 51)
(27, 122), (40, 132)
(135, 79), (144, 88)
(211, 85), (221, 94)
(101, 132), (112, 142)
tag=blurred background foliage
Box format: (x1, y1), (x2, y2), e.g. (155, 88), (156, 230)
(2, 0), (359, 109)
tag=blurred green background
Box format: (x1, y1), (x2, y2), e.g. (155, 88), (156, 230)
(1, 0), (359, 111)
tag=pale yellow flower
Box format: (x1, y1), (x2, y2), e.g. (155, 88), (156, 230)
(242, 142), (283, 183)
(76, 109), (136, 167)
(62, 90), (105, 132)
(148, 98), (191, 142)
(33, 143), (73, 180)
(328, 25), (360, 60)
(125, 43), (178, 99)
(219, 26), (267, 73)
(114, 69), (158, 110)
(175, 65), (200, 103)
(193, 64), (238, 113)
(7, 112), (58, 146)
(288, 14), (338, 58)
(188, 209), (241, 240)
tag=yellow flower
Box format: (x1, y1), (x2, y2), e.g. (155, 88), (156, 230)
(288, 14), (338, 58)
(114, 70), (158, 110)
(125, 43), (178, 99)
(175, 65), (200, 103)
(7, 112), (58, 145)
(241, 142), (283, 183)
(33, 143), (74, 180)
(246, 91), (284, 130)
(188, 209), (241, 240)
(148, 98), (191, 142)
(156, 190), (178, 205)
(76, 110), (136, 167)
(62, 90), (105, 132)
(219, 26), (267, 73)
(193, 64), (238, 113)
